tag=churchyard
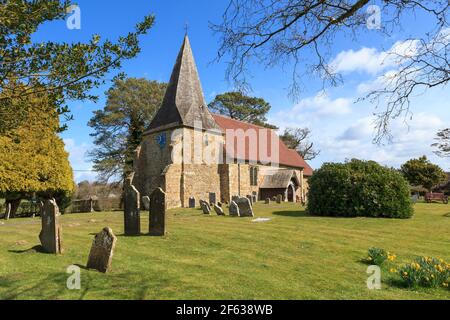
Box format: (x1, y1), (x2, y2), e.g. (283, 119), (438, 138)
(0, 201), (449, 300)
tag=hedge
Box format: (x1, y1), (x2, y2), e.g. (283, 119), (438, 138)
(307, 159), (413, 218)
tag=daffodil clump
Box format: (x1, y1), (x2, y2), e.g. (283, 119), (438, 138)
(367, 247), (396, 266)
(399, 257), (450, 288)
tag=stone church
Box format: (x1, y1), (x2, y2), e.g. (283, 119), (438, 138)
(133, 36), (313, 209)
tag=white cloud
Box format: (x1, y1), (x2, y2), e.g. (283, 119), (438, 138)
(292, 91), (352, 116)
(329, 40), (418, 75)
(64, 138), (96, 182)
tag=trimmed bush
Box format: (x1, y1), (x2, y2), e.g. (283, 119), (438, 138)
(307, 159), (413, 218)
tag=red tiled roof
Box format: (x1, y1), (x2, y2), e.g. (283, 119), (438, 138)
(212, 114), (313, 176)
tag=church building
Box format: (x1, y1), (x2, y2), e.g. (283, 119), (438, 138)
(133, 36), (313, 209)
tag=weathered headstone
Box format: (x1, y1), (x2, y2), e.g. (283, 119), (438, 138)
(188, 197), (196, 208)
(124, 182), (140, 236)
(39, 199), (63, 254)
(86, 227), (117, 273)
(237, 197), (254, 217)
(142, 196), (150, 211)
(209, 193), (217, 205)
(265, 198), (270, 204)
(276, 194), (283, 204)
(252, 195), (257, 203)
(149, 188), (167, 236)
(272, 196), (277, 202)
(200, 200), (211, 215)
(229, 201), (240, 217)
(411, 194), (419, 204)
(231, 195), (240, 203)
(214, 204), (225, 216)
(246, 195), (253, 205)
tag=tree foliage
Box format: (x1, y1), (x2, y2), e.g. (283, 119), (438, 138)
(307, 159), (413, 218)
(400, 156), (446, 191)
(432, 128), (450, 158)
(212, 0), (449, 140)
(0, 0), (154, 133)
(0, 89), (74, 215)
(279, 127), (320, 160)
(208, 91), (277, 128)
(88, 78), (167, 182)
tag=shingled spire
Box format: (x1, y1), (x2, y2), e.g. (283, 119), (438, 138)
(148, 35), (220, 132)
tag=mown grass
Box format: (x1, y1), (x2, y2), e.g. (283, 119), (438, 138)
(0, 202), (449, 300)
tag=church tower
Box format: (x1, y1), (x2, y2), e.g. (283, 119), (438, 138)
(134, 36), (225, 208)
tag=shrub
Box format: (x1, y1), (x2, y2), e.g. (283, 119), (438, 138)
(398, 257), (450, 288)
(307, 159), (414, 218)
(366, 247), (396, 266)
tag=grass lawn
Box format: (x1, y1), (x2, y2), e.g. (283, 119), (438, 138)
(0, 202), (449, 300)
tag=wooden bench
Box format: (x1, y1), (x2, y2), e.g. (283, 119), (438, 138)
(425, 192), (448, 204)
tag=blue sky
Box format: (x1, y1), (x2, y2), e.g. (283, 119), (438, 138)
(32, 1), (450, 182)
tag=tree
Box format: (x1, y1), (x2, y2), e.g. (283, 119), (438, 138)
(279, 127), (320, 160)
(400, 156), (446, 192)
(212, 1), (449, 140)
(432, 129), (450, 158)
(208, 91), (277, 128)
(88, 78), (167, 182)
(0, 0), (154, 133)
(0, 90), (74, 217)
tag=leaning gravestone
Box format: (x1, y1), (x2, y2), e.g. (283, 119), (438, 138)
(246, 195), (253, 205)
(142, 196), (150, 211)
(237, 197), (254, 217)
(39, 199), (63, 254)
(265, 198), (270, 204)
(124, 183), (140, 236)
(189, 197), (196, 208)
(229, 201), (240, 217)
(214, 204), (225, 216)
(149, 188), (167, 236)
(200, 200), (211, 215)
(86, 227), (117, 273)
(276, 194), (283, 204)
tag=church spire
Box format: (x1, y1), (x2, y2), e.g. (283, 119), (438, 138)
(148, 35), (220, 132)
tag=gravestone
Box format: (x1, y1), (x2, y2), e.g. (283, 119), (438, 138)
(246, 195), (253, 205)
(229, 201), (240, 217)
(86, 227), (117, 273)
(276, 194), (283, 204)
(265, 198), (270, 204)
(209, 193), (217, 205)
(217, 202), (222, 208)
(149, 188), (167, 236)
(200, 200), (211, 215)
(272, 196), (277, 202)
(411, 194), (419, 204)
(231, 195), (240, 203)
(189, 197), (196, 208)
(252, 195), (257, 203)
(237, 197), (254, 217)
(142, 196), (150, 211)
(39, 199), (63, 254)
(214, 204), (225, 216)
(124, 182), (140, 236)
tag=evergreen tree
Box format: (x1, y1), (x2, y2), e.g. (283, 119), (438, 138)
(88, 78), (167, 182)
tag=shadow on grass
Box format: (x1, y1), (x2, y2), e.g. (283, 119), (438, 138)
(271, 210), (310, 218)
(443, 213), (450, 217)
(8, 245), (48, 254)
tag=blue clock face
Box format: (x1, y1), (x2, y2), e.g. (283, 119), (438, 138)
(156, 133), (166, 148)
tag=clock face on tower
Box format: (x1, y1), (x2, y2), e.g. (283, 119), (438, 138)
(156, 133), (166, 149)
